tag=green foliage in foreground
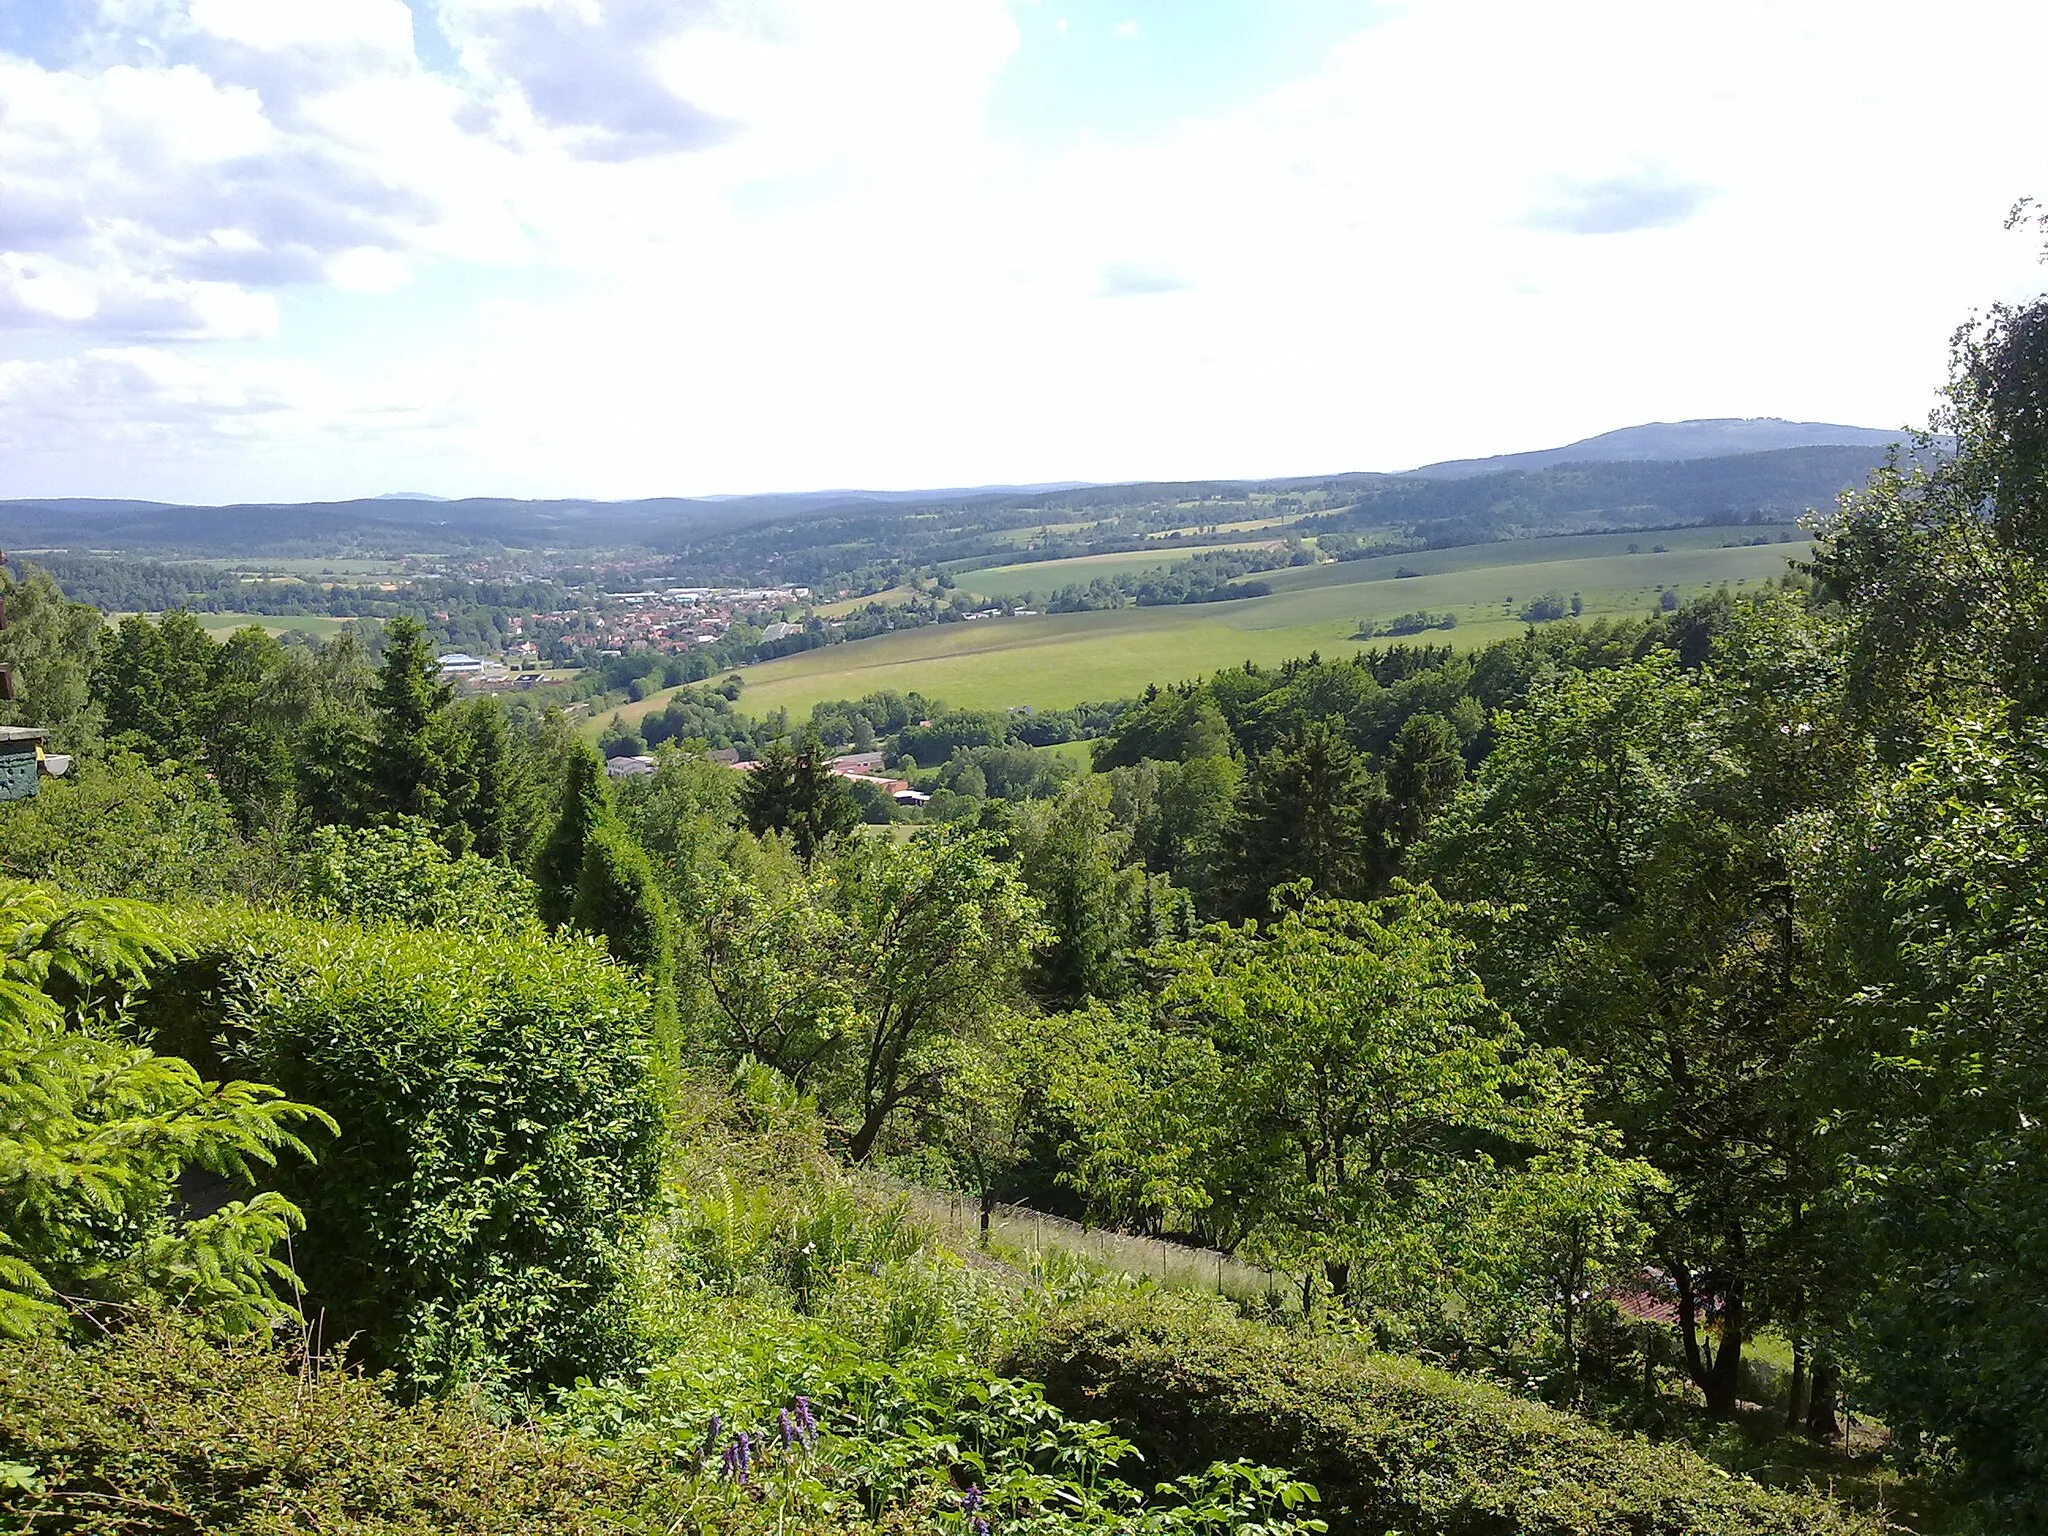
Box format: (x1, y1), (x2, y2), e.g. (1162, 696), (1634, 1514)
(1832, 709), (2048, 1492)
(0, 1317), (698, 1535)
(0, 882), (329, 1339)
(0, 751), (257, 904)
(143, 911), (661, 1391)
(1010, 1295), (1882, 1536)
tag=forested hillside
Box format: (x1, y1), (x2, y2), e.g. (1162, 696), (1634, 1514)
(2, 290), (2045, 1535)
(3, 441), (1884, 590)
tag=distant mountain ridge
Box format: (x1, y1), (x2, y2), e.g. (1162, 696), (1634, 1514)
(1405, 418), (1909, 479)
(0, 421), (1912, 565)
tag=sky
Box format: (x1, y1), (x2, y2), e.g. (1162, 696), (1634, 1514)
(3, 0), (2046, 504)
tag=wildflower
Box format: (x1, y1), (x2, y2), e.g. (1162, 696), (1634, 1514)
(737, 1431), (753, 1476)
(780, 1408), (797, 1448)
(702, 1413), (723, 1463)
(974, 1518), (991, 1536)
(962, 1485), (985, 1514)
(722, 1444), (739, 1480)
(795, 1395), (818, 1447)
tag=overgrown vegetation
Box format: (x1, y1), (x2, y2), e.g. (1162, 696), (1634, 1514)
(4, 278), (2048, 1533)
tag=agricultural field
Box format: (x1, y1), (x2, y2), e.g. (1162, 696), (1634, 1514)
(813, 584), (918, 617)
(1145, 514), (1294, 538)
(188, 612), (359, 639)
(220, 557), (414, 578)
(952, 540), (1286, 600)
(709, 526), (1810, 720)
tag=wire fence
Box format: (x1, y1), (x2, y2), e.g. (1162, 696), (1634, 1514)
(862, 1172), (1291, 1308)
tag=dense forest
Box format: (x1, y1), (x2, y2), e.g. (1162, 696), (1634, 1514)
(1, 289), (2045, 1535)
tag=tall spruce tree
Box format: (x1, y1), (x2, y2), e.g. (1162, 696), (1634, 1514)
(568, 821), (676, 1033)
(369, 617), (454, 826)
(1228, 717), (1383, 913)
(1373, 711), (1467, 878)
(740, 729), (858, 862)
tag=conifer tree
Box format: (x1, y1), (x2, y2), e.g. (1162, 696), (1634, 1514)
(535, 743), (613, 930)
(369, 616), (454, 826)
(435, 697), (520, 861)
(739, 729), (858, 861)
(568, 821), (676, 1016)
(1228, 717), (1382, 913)
(1379, 712), (1466, 854)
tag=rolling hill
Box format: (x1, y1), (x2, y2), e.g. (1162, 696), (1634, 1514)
(1405, 417), (1910, 477)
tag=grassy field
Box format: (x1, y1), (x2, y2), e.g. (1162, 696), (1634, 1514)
(114, 611), (362, 640)
(221, 558), (414, 577)
(1145, 515), (1293, 538)
(592, 528), (1809, 730)
(813, 585), (919, 617)
(1036, 738), (1098, 773)
(954, 540), (1285, 600)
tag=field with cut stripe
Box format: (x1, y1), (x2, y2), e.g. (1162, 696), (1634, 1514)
(953, 540), (1285, 600)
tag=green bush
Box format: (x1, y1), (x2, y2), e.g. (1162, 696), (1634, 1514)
(0, 882), (328, 1338)
(300, 819), (540, 933)
(0, 1317), (695, 1534)
(569, 822), (675, 992)
(144, 911), (660, 1392)
(1008, 1295), (1879, 1536)
(0, 752), (251, 903)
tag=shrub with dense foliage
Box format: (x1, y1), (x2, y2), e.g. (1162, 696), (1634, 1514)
(0, 1317), (699, 1535)
(1010, 1295), (1880, 1536)
(141, 911), (661, 1390)
(298, 819), (541, 933)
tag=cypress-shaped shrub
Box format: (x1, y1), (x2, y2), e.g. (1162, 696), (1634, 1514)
(568, 822), (674, 985)
(534, 745), (612, 930)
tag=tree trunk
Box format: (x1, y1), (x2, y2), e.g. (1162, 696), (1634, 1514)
(847, 1105), (888, 1163)
(1672, 1260), (1744, 1416)
(979, 1194), (993, 1238)
(1786, 1336), (1809, 1433)
(1559, 1229), (1585, 1388)
(1806, 1356), (1841, 1441)
(1704, 1280), (1744, 1416)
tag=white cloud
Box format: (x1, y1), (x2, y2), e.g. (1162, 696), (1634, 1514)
(5, 0), (2048, 499)
(326, 246), (413, 292)
(1113, 19), (1138, 37)
(0, 254), (279, 338)
(187, 0), (415, 58)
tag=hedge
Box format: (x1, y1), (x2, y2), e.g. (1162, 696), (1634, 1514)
(140, 910), (661, 1392)
(0, 1318), (691, 1534)
(1007, 1295), (1880, 1536)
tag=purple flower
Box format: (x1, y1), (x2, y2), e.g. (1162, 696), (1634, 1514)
(703, 1413), (723, 1462)
(721, 1444), (739, 1479)
(961, 1485), (985, 1514)
(737, 1431), (753, 1475)
(974, 1518), (991, 1536)
(795, 1395), (818, 1447)
(780, 1408), (797, 1448)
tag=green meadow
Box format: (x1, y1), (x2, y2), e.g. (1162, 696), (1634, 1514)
(954, 539), (1285, 599)
(593, 527), (1810, 730)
